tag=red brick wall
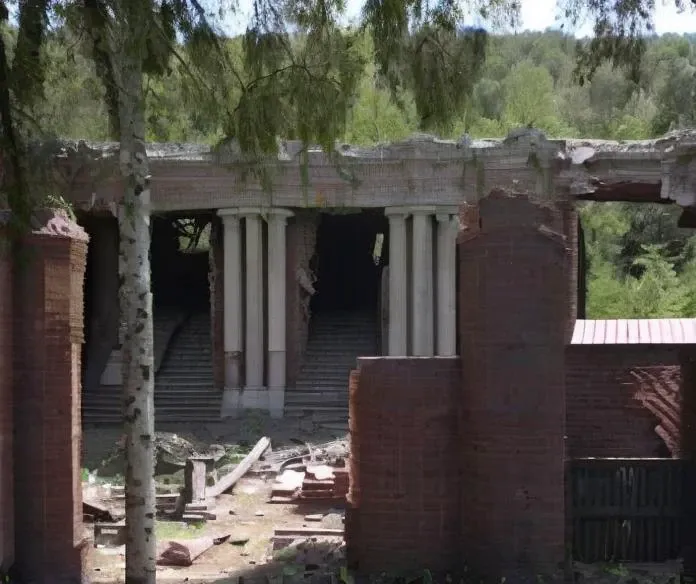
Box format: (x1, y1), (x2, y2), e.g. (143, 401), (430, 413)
(346, 357), (461, 574)
(0, 227), (13, 568)
(566, 346), (682, 458)
(12, 217), (88, 584)
(458, 191), (568, 580)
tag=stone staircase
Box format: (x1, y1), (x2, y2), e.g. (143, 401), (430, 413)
(285, 310), (379, 413)
(154, 312), (220, 422)
(82, 312), (220, 424)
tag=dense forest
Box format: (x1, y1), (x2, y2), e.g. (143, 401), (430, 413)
(7, 26), (696, 319)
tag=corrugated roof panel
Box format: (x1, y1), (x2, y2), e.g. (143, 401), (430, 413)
(594, 319), (607, 344)
(616, 319), (628, 344)
(570, 320), (585, 345)
(571, 318), (696, 345)
(685, 319), (696, 343)
(627, 319), (640, 344)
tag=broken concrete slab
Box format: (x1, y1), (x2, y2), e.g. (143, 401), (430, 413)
(156, 534), (230, 566)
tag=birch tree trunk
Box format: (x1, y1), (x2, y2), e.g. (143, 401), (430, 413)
(109, 4), (157, 583)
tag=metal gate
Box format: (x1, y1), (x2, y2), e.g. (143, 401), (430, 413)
(569, 458), (685, 563)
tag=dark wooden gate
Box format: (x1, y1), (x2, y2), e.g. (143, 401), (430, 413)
(569, 458), (685, 563)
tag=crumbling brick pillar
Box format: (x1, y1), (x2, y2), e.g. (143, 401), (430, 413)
(13, 212), (89, 584)
(458, 191), (568, 581)
(0, 227), (13, 569)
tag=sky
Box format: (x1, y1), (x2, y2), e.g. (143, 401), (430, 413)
(221, 0), (696, 36)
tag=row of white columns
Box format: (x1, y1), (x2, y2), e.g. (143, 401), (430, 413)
(386, 206), (459, 357)
(218, 208), (292, 418)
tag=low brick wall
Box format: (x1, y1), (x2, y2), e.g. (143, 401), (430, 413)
(346, 357), (461, 574)
(566, 346), (682, 458)
(12, 215), (89, 584)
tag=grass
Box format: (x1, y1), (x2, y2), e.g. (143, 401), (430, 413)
(217, 444), (252, 468)
(156, 520), (205, 540)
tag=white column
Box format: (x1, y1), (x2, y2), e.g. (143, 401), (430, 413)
(411, 208), (435, 356)
(267, 209), (293, 418)
(386, 209), (408, 356)
(244, 213), (264, 389)
(218, 211), (243, 388)
(436, 213), (458, 356)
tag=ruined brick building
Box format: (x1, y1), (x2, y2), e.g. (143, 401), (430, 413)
(2, 129), (696, 582)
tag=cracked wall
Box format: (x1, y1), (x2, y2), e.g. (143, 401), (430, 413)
(286, 211), (319, 388)
(210, 216), (224, 389)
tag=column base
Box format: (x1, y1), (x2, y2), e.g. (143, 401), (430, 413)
(269, 387), (285, 419)
(219, 387), (286, 418)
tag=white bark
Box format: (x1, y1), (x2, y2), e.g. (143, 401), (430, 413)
(110, 5), (157, 584)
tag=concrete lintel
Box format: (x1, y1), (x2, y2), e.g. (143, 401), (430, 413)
(410, 205), (439, 215)
(386, 205), (445, 216)
(435, 207), (460, 222)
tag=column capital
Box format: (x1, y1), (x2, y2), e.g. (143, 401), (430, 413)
(385, 206), (412, 217)
(217, 208), (242, 225)
(266, 208), (294, 224)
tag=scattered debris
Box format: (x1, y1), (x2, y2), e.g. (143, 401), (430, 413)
(84, 499), (121, 523)
(304, 514), (324, 522)
(156, 533), (230, 566)
(256, 439), (349, 475)
(208, 436), (271, 497)
(94, 522), (126, 548)
(270, 465), (349, 503)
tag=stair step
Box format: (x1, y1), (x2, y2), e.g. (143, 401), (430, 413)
(288, 310), (377, 414)
(85, 311), (218, 424)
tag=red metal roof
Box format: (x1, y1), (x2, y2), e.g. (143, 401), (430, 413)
(570, 318), (696, 345)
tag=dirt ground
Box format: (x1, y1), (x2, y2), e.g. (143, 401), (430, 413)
(83, 411), (349, 584)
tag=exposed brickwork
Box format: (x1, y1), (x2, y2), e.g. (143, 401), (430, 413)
(285, 211), (318, 388)
(346, 357), (461, 575)
(458, 191), (568, 580)
(210, 216), (224, 389)
(12, 216), (89, 584)
(561, 203), (579, 334)
(566, 346), (682, 458)
(0, 228), (13, 568)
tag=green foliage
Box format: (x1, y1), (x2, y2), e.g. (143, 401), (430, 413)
(6, 0), (696, 319)
(580, 202), (696, 318)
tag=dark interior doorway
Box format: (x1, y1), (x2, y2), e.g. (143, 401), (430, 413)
(151, 214), (211, 313)
(310, 210), (388, 314)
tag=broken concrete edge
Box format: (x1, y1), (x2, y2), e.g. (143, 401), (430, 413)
(45, 127), (696, 167)
(0, 208), (88, 241)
